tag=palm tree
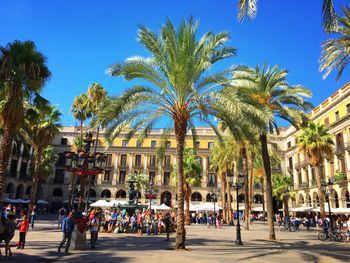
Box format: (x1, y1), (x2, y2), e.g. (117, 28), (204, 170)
(272, 173), (296, 219)
(210, 138), (238, 224)
(231, 64), (312, 240)
(85, 83), (107, 208)
(21, 104), (61, 217)
(320, 5), (350, 81)
(175, 148), (201, 225)
(298, 121), (334, 217)
(70, 93), (91, 151)
(31, 146), (59, 200)
(87, 83), (107, 150)
(93, 17), (236, 249)
(0, 40), (50, 196)
(237, 0), (338, 32)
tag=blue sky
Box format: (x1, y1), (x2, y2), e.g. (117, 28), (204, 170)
(1, 0), (349, 127)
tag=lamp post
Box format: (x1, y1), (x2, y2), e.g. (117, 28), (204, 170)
(282, 188), (290, 229)
(227, 170), (244, 246)
(144, 181), (158, 212)
(65, 132), (106, 212)
(210, 188), (220, 216)
(321, 178), (334, 231)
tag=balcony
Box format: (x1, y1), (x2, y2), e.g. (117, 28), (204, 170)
(119, 162), (127, 169)
(345, 141), (350, 151)
(148, 163), (157, 170)
(301, 182), (309, 189)
(334, 145), (345, 156)
(287, 165), (293, 172)
(134, 162), (142, 169)
(334, 172), (347, 182)
(310, 180), (317, 188)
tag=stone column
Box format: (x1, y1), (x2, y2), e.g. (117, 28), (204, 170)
(308, 165), (313, 186)
(143, 154), (148, 175)
(202, 156), (207, 187)
(112, 154), (118, 185)
(128, 153), (133, 175)
(343, 130), (350, 172)
(158, 162), (162, 186)
(292, 156), (298, 187)
(26, 147), (34, 175)
(16, 143), (24, 178)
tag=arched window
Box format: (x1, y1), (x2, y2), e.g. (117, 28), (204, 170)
(206, 193), (217, 202)
(25, 186), (32, 196)
(15, 185), (24, 199)
(331, 190), (339, 208)
(253, 194), (263, 204)
(305, 193), (311, 206)
(298, 194), (304, 206)
(101, 189), (111, 199)
(191, 192), (202, 202)
(160, 191), (172, 206)
(116, 190), (127, 199)
(238, 194), (245, 203)
(5, 183), (15, 198)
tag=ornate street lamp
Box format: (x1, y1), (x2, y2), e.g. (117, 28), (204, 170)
(227, 170), (244, 246)
(321, 178), (334, 231)
(65, 132), (107, 212)
(144, 181), (159, 212)
(210, 188), (221, 216)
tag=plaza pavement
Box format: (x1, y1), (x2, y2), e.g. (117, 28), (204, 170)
(1, 216), (349, 263)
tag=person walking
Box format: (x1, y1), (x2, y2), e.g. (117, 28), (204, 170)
(90, 213), (100, 249)
(164, 212), (173, 241)
(5, 212), (16, 257)
(58, 207), (66, 229)
(58, 212), (74, 255)
(30, 205), (37, 229)
(17, 215), (29, 249)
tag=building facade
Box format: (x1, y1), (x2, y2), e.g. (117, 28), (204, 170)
(2, 82), (350, 212)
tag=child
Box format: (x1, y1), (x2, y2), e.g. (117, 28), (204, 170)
(17, 215), (29, 249)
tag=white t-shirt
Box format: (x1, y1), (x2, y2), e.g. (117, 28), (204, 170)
(90, 217), (100, 232)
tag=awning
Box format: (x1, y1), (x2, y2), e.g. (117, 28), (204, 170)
(156, 203), (172, 210)
(197, 202), (222, 211)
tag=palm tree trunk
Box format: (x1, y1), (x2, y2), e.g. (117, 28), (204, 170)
(249, 155), (254, 221)
(174, 118), (187, 250)
(315, 165), (325, 217)
(185, 183), (191, 225)
(242, 148), (250, 230)
(80, 119), (83, 151)
(262, 179), (265, 221)
(220, 174), (227, 223)
(0, 127), (14, 196)
(283, 195), (289, 218)
(260, 133), (276, 240)
(227, 179), (232, 224)
(27, 147), (43, 219)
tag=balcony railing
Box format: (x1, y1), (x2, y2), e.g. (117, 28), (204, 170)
(334, 172), (347, 181)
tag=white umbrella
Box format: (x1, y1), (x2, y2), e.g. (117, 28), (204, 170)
(184, 203), (200, 211)
(252, 207), (263, 212)
(197, 202), (222, 211)
(109, 200), (128, 207)
(90, 200), (110, 207)
(37, 199), (48, 205)
(156, 203), (171, 210)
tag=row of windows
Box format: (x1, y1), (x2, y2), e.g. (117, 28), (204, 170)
(60, 137), (215, 149)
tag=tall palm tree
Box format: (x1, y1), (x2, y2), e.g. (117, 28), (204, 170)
(85, 83), (107, 208)
(22, 104), (61, 217)
(179, 148), (201, 225)
(0, 40), (50, 196)
(320, 5), (350, 81)
(231, 64), (312, 240)
(210, 138), (238, 224)
(93, 17), (236, 249)
(70, 93), (91, 210)
(272, 173), (296, 219)
(87, 83), (107, 150)
(298, 121), (334, 217)
(70, 93), (91, 151)
(237, 0), (337, 32)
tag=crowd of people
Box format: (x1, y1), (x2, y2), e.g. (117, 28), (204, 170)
(56, 206), (177, 254)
